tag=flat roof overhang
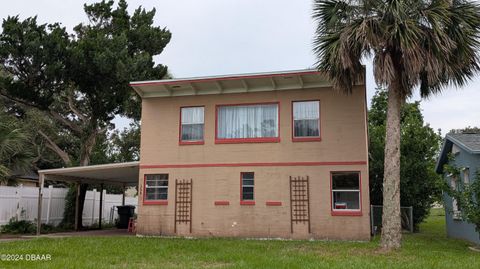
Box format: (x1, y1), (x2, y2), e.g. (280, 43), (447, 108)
(130, 69), (365, 98)
(38, 161), (139, 187)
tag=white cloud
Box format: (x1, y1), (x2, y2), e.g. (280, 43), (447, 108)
(1, 0), (478, 134)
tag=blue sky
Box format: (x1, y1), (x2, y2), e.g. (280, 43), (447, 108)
(1, 0), (479, 134)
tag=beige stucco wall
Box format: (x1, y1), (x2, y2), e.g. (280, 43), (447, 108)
(137, 85), (370, 240)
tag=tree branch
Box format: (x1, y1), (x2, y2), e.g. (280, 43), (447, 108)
(48, 110), (83, 135)
(0, 91), (83, 135)
(79, 131), (98, 166)
(67, 93), (87, 122)
(0, 92), (43, 110)
(38, 130), (71, 166)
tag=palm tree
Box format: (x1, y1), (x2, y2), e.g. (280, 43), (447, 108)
(313, 0), (480, 250)
(0, 115), (33, 184)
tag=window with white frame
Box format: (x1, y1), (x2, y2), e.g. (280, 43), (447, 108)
(181, 107), (204, 142)
(217, 103), (278, 140)
(293, 101), (320, 138)
(145, 174), (168, 201)
(241, 172), (254, 201)
(331, 172), (360, 211)
(463, 168), (470, 184)
(450, 175), (461, 219)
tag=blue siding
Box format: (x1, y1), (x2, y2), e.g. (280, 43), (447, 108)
(443, 146), (480, 245)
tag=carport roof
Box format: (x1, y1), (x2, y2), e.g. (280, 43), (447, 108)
(38, 161), (139, 186)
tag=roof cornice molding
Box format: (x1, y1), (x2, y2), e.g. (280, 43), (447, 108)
(130, 69), (365, 98)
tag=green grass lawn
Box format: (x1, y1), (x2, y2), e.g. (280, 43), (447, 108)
(0, 208), (478, 269)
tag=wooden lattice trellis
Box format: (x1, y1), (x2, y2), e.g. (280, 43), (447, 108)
(290, 176), (311, 233)
(174, 179), (193, 233)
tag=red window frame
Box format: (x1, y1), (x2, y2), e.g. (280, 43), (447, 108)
(179, 105), (205, 145)
(291, 100), (321, 142)
(215, 102), (280, 144)
(143, 174), (169, 205)
(240, 172), (255, 205)
(330, 171), (362, 216)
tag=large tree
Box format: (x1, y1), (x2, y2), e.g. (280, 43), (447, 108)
(369, 88), (443, 231)
(0, 0), (171, 228)
(313, 0), (480, 250)
(108, 121), (140, 163)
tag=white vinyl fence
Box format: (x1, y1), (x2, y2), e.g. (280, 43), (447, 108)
(0, 185), (137, 226)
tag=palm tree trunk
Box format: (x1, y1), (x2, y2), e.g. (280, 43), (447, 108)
(380, 81), (404, 250)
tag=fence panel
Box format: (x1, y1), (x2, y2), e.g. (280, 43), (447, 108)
(0, 185), (138, 226)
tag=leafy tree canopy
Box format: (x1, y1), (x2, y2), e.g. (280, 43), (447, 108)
(0, 0), (171, 228)
(369, 88), (443, 231)
(0, 0), (170, 166)
(449, 126), (480, 134)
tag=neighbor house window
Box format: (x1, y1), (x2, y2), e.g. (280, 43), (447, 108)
(292, 101), (320, 141)
(463, 168), (470, 184)
(180, 106), (204, 144)
(331, 172), (361, 214)
(450, 175), (461, 219)
(241, 172), (255, 204)
(216, 103), (279, 143)
(144, 174), (168, 204)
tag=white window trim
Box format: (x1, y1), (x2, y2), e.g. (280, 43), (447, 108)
(145, 175), (169, 201)
(331, 172), (361, 212)
(180, 106), (205, 143)
(241, 173), (255, 201)
(292, 100), (320, 139)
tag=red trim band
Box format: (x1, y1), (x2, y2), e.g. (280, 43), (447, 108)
(214, 200), (230, 206)
(292, 137), (322, 142)
(144, 200), (168, 205)
(266, 201), (282, 206)
(240, 201), (255, 206)
(179, 141), (205, 145)
(331, 211), (362, 216)
(140, 161), (367, 169)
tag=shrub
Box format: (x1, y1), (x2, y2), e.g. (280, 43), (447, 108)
(1, 218), (36, 234)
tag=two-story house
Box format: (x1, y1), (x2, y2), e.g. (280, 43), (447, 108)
(129, 69), (370, 240)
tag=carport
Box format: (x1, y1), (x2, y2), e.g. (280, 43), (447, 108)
(36, 162), (139, 235)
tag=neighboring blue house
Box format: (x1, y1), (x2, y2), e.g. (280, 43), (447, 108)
(436, 133), (480, 245)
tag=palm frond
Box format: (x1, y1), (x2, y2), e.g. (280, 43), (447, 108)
(313, 0), (480, 96)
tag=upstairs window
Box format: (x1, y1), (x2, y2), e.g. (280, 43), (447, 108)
(331, 172), (361, 213)
(144, 174), (169, 202)
(292, 101), (320, 141)
(180, 106), (204, 144)
(216, 103), (279, 143)
(241, 172), (255, 202)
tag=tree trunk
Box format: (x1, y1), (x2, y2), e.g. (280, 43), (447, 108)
(75, 183), (88, 230)
(380, 82), (404, 250)
(75, 132), (97, 230)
